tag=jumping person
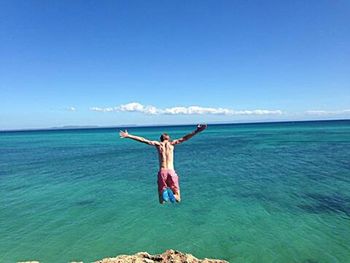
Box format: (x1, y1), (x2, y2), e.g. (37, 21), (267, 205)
(119, 124), (207, 204)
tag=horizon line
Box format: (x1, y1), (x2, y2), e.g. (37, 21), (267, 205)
(1, 118), (349, 133)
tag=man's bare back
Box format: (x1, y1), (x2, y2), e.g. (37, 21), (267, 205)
(156, 141), (175, 170)
(119, 124), (207, 204)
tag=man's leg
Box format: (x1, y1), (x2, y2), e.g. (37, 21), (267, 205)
(158, 170), (167, 204)
(173, 189), (181, 202)
(168, 170), (181, 202)
(159, 194), (165, 204)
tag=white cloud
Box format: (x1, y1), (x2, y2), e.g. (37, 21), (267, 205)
(90, 107), (115, 112)
(118, 102), (144, 112)
(163, 106), (234, 115)
(233, 109), (283, 115)
(90, 102), (283, 116)
(66, 106), (76, 112)
(306, 109), (350, 115)
(116, 102), (161, 115)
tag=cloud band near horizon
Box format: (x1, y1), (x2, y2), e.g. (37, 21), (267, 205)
(306, 109), (350, 115)
(90, 102), (283, 115)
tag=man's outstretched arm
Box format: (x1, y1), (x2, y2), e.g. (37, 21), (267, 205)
(119, 130), (159, 146)
(171, 124), (207, 145)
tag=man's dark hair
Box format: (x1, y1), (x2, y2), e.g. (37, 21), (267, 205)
(160, 133), (170, 142)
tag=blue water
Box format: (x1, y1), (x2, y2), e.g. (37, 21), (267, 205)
(1, 120), (350, 263)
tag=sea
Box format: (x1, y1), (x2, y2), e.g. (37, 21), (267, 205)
(1, 120), (349, 263)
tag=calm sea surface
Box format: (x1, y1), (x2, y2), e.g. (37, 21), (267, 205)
(1, 120), (350, 263)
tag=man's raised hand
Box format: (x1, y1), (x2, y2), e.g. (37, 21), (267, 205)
(196, 124), (207, 132)
(119, 130), (129, 138)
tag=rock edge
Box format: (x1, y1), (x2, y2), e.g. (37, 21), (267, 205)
(95, 249), (228, 263)
(18, 249), (229, 263)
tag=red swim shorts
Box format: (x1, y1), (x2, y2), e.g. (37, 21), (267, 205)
(157, 168), (179, 195)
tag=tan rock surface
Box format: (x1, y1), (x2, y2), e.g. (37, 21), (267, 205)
(95, 249), (228, 263)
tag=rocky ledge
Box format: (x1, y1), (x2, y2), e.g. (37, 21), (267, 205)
(95, 249), (228, 263)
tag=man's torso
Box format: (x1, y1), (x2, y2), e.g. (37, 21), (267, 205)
(156, 141), (175, 170)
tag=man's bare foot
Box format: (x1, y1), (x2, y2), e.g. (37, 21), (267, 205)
(174, 194), (181, 202)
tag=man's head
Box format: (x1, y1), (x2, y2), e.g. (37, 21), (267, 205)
(160, 133), (170, 142)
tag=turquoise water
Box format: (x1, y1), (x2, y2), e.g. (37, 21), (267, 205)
(1, 120), (350, 263)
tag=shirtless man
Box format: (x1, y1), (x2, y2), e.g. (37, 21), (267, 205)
(119, 124), (207, 204)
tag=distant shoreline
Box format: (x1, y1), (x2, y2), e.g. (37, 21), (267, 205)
(1, 118), (349, 133)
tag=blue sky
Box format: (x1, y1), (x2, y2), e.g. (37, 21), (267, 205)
(1, 0), (349, 130)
